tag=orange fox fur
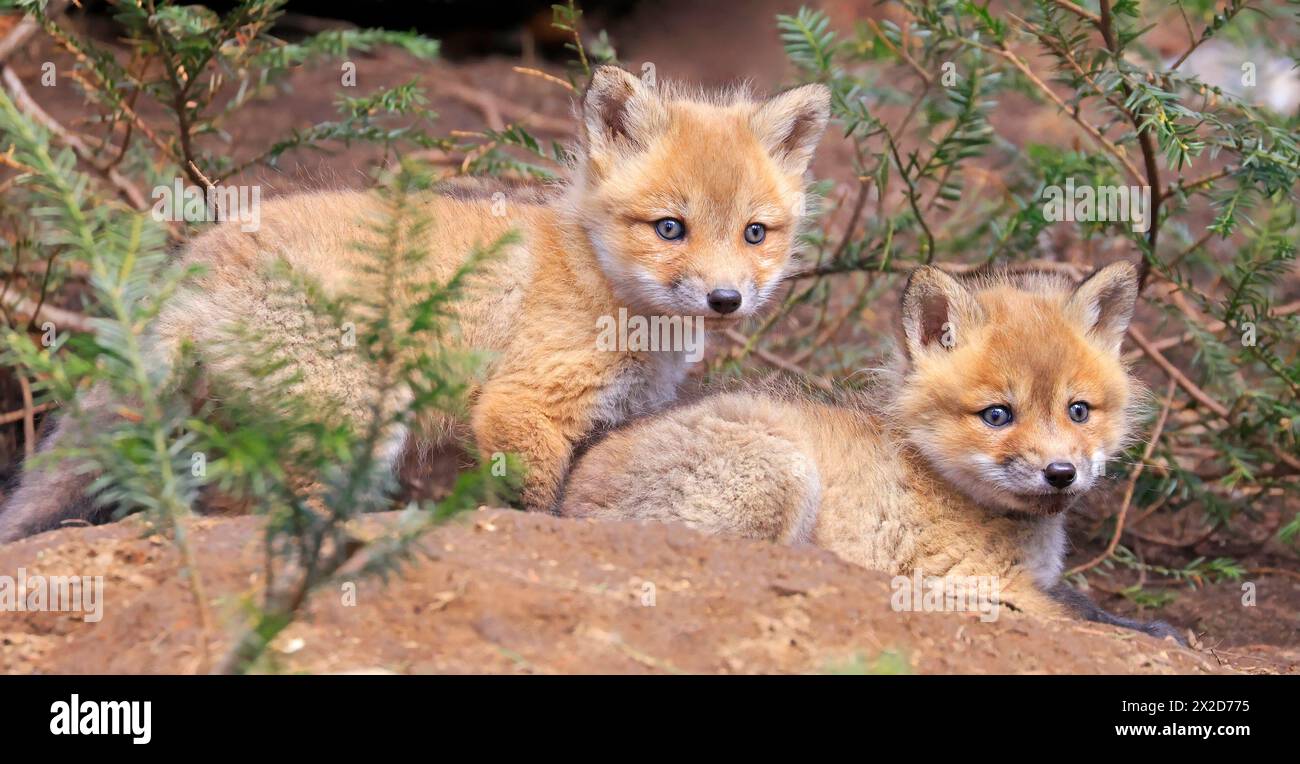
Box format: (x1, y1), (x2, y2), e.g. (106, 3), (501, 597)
(0, 66), (830, 541)
(562, 262), (1183, 641)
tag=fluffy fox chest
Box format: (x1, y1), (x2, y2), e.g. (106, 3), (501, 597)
(591, 348), (695, 429)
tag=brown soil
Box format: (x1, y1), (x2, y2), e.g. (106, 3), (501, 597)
(0, 508), (1290, 675)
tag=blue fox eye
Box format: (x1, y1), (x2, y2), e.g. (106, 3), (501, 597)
(744, 223), (766, 244)
(654, 218), (685, 241)
(979, 405), (1013, 427)
(1068, 401), (1090, 423)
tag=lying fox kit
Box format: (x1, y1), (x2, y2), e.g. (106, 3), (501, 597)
(563, 261), (1183, 641)
(0, 67), (830, 541)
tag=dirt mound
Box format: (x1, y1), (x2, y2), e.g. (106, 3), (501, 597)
(2, 508), (1272, 674)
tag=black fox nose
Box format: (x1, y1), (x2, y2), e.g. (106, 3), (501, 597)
(1043, 462), (1077, 489)
(707, 289), (742, 315)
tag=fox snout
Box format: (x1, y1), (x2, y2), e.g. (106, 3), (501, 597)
(1042, 461), (1077, 489)
(706, 287), (743, 315)
(672, 275), (757, 318)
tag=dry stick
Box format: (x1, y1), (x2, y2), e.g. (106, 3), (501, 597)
(0, 1), (69, 64)
(0, 292), (93, 332)
(864, 18), (932, 86)
(1051, 0), (1102, 26)
(1249, 567), (1300, 583)
(16, 374), (36, 460)
(1169, 1), (1247, 71)
(1, 67), (150, 210)
(437, 80), (573, 134)
(0, 401), (53, 426)
(789, 256), (1086, 282)
(1127, 326), (1231, 418)
(512, 66), (575, 92)
(1124, 519), (1218, 549)
(1066, 379), (1178, 578)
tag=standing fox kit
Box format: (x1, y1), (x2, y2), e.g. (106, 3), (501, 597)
(0, 67), (831, 541)
(563, 262), (1183, 641)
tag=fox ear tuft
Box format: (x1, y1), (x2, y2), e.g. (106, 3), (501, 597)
(580, 66), (662, 159)
(900, 266), (979, 359)
(1068, 261), (1139, 354)
(751, 83), (831, 175)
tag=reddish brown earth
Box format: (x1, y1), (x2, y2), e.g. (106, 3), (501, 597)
(0, 508), (1291, 675)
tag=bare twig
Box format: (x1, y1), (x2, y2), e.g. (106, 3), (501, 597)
(1169, 1), (1247, 71)
(16, 374), (37, 460)
(865, 18), (932, 87)
(0, 1), (70, 65)
(1, 67), (150, 209)
(1050, 0), (1101, 26)
(512, 66), (575, 92)
(437, 80), (572, 134)
(1127, 326), (1231, 419)
(0, 401), (54, 426)
(0, 291), (94, 332)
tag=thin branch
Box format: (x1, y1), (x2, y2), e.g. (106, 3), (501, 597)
(865, 18), (932, 87)
(1, 67), (150, 209)
(1127, 326), (1230, 418)
(1169, 1), (1247, 71)
(1051, 0), (1101, 26)
(16, 374), (37, 460)
(512, 66), (575, 93)
(0, 290), (94, 332)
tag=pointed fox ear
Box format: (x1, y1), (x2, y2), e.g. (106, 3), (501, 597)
(900, 266), (982, 360)
(750, 83), (831, 175)
(1067, 261), (1139, 354)
(580, 66), (664, 160)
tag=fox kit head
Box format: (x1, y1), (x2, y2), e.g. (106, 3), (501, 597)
(892, 261), (1142, 516)
(569, 66), (830, 321)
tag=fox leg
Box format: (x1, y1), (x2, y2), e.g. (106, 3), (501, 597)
(1048, 581), (1185, 644)
(471, 385), (579, 513)
(993, 578), (1074, 621)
